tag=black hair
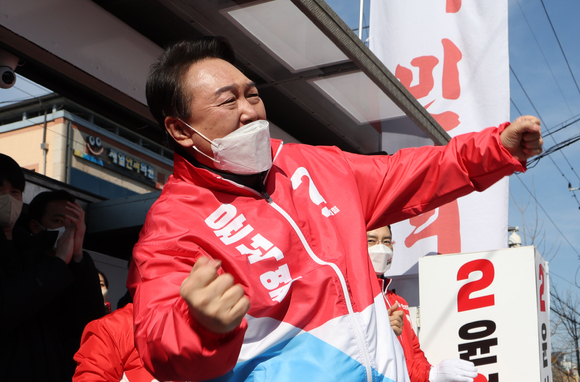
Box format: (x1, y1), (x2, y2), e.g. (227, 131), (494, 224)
(28, 190), (75, 223)
(146, 36), (236, 137)
(98, 270), (109, 289)
(0, 154), (25, 192)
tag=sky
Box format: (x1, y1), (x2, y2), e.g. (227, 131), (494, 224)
(1, 0), (580, 338)
(507, 0), (580, 301)
(0, 74), (50, 108)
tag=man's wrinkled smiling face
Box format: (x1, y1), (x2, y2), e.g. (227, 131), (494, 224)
(165, 58), (267, 168)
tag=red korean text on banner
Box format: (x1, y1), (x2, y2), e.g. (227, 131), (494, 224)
(404, 200), (461, 254)
(395, 39), (463, 132)
(447, 0), (462, 13)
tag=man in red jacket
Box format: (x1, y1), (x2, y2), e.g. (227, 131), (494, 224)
(368, 225), (478, 382)
(128, 36), (543, 382)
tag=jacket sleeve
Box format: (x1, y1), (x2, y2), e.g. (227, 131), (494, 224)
(388, 293), (432, 382)
(405, 328), (432, 382)
(345, 123), (525, 228)
(128, 241), (247, 381)
(73, 314), (124, 381)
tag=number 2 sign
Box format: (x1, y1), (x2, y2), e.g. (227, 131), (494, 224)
(419, 246), (551, 381)
(457, 259), (495, 312)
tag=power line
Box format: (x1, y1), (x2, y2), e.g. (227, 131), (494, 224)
(510, 66), (544, 125)
(539, 0), (580, 97)
(510, 1), (580, 207)
(510, 98), (523, 116)
(527, 113), (580, 169)
(543, 114), (580, 138)
(510, 66), (580, 206)
(513, 174), (580, 260)
(528, 132), (580, 170)
(514, 0), (576, 116)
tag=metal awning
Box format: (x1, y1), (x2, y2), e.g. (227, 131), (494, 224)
(96, 0), (451, 152)
(1, 0), (449, 154)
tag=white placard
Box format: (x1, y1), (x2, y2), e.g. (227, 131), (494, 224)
(418, 246), (552, 381)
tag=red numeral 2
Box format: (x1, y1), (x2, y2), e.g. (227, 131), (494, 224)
(457, 259), (495, 312)
(539, 264), (546, 312)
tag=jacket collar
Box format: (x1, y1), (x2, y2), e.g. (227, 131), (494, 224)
(377, 275), (392, 292)
(172, 138), (283, 195)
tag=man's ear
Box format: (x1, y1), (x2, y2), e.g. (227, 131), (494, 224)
(29, 219), (42, 234)
(165, 117), (193, 148)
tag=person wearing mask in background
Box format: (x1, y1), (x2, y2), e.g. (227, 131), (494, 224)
(0, 164), (106, 382)
(368, 225), (478, 382)
(27, 188), (106, 322)
(98, 270), (112, 314)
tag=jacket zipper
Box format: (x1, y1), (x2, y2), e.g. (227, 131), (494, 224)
(260, 189), (374, 382)
(215, 141), (374, 381)
(215, 178), (374, 381)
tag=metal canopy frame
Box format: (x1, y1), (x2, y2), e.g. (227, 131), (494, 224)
(1, 0), (449, 154)
(151, 0), (450, 149)
(292, 0), (450, 145)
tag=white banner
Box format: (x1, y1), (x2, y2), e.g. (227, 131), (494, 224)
(418, 246), (552, 381)
(369, 0), (511, 275)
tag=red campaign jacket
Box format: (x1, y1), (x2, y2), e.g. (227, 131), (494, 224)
(382, 278), (432, 382)
(73, 303), (159, 382)
(127, 124), (524, 382)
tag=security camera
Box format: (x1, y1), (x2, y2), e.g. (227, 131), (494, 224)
(0, 49), (20, 89)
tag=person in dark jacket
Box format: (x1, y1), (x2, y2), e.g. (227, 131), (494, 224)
(0, 153), (105, 382)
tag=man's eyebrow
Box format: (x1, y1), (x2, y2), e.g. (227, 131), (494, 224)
(215, 82), (257, 96)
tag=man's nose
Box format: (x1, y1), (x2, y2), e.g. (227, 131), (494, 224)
(239, 97), (259, 123)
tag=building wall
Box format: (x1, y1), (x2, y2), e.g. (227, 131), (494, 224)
(0, 114), (172, 198)
(0, 122), (46, 173)
(0, 117), (71, 179)
(51, 121), (69, 182)
(69, 124), (159, 195)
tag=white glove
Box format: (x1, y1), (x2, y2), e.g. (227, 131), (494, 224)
(429, 359), (478, 382)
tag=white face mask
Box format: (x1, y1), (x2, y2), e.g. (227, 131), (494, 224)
(39, 224), (66, 249)
(0, 194), (23, 229)
(368, 244), (394, 276)
(180, 119), (273, 175)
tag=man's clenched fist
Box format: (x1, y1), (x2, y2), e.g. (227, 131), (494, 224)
(180, 257), (250, 334)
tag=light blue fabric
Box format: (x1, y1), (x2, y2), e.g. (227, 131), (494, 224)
(205, 331), (395, 382)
